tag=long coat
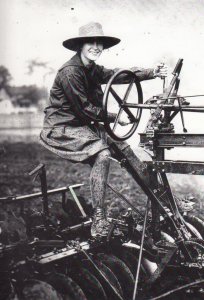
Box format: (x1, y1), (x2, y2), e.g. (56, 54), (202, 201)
(40, 54), (154, 163)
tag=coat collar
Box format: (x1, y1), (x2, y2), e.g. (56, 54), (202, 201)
(59, 53), (95, 71)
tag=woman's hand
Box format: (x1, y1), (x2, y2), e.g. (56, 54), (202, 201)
(118, 115), (133, 126)
(153, 62), (168, 78)
(108, 113), (134, 126)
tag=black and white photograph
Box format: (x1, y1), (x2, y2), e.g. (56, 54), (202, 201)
(1, 0), (204, 299)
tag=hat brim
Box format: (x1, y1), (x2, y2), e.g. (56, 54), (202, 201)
(62, 36), (120, 51)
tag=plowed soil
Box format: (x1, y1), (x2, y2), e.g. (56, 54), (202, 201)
(0, 140), (203, 219)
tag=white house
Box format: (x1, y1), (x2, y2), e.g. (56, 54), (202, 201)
(0, 88), (38, 114)
(0, 88), (15, 114)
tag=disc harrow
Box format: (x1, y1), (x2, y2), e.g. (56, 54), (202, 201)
(1, 180), (204, 300)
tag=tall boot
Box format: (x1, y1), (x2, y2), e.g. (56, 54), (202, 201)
(91, 207), (111, 237)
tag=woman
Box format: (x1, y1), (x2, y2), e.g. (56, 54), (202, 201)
(40, 22), (168, 237)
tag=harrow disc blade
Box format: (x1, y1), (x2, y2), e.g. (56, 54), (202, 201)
(22, 279), (62, 300)
(70, 267), (107, 300)
(45, 272), (88, 300)
(82, 258), (123, 299)
(113, 249), (137, 276)
(119, 247), (158, 295)
(97, 253), (134, 300)
(113, 248), (150, 281)
(184, 215), (204, 239)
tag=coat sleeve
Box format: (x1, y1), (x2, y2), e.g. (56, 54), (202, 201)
(59, 66), (115, 122)
(96, 65), (155, 84)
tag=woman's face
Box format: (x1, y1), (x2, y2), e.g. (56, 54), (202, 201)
(81, 39), (103, 63)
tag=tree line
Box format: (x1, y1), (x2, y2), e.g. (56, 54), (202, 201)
(0, 65), (48, 107)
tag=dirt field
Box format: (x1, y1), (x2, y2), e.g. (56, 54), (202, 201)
(0, 138), (203, 219)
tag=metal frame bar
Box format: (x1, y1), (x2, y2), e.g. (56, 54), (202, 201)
(122, 103), (204, 112)
(0, 186), (69, 203)
(0, 184), (86, 217)
(133, 199), (150, 300)
(140, 133), (204, 147)
(145, 160), (204, 175)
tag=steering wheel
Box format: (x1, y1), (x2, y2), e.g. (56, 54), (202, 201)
(103, 69), (143, 141)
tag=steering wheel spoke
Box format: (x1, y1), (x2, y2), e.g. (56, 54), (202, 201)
(110, 87), (123, 104)
(113, 107), (123, 132)
(110, 86), (136, 121)
(103, 69), (143, 141)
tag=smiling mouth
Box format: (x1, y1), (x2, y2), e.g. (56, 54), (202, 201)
(89, 51), (101, 55)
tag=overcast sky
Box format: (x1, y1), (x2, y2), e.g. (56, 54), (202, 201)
(1, 0), (204, 91)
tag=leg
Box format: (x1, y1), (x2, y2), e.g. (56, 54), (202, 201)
(90, 149), (111, 209)
(108, 141), (151, 186)
(89, 149), (112, 237)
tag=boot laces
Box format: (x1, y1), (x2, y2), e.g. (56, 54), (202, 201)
(94, 207), (106, 221)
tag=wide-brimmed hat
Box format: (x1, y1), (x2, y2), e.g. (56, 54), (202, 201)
(63, 22), (120, 51)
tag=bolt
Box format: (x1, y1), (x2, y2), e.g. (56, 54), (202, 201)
(182, 142), (186, 145)
(162, 169), (165, 173)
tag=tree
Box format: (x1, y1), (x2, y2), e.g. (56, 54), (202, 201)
(0, 66), (12, 90)
(0, 65), (48, 107)
(9, 85), (48, 106)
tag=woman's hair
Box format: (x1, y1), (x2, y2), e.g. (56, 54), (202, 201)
(76, 41), (83, 54)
